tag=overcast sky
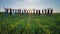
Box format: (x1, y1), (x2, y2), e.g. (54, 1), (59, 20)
(0, 0), (60, 13)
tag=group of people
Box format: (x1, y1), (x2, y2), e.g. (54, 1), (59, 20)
(4, 8), (53, 15)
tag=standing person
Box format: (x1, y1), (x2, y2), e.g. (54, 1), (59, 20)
(12, 9), (15, 15)
(4, 8), (9, 15)
(33, 9), (35, 14)
(36, 9), (38, 14)
(22, 10), (24, 14)
(51, 9), (53, 14)
(42, 10), (43, 14)
(45, 9), (46, 14)
(24, 9), (26, 14)
(10, 8), (12, 15)
(18, 9), (20, 15)
(48, 9), (49, 14)
(27, 10), (28, 15)
(39, 9), (40, 14)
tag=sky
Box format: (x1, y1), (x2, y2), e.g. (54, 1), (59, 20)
(0, 0), (60, 13)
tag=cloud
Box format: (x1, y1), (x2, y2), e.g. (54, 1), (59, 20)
(10, 0), (39, 9)
(27, 0), (33, 2)
(26, 0), (39, 3)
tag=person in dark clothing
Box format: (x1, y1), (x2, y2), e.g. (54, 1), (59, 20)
(36, 9), (38, 14)
(45, 9), (46, 14)
(39, 10), (40, 14)
(51, 9), (53, 14)
(42, 10), (43, 14)
(24, 9), (26, 14)
(48, 9), (49, 14)
(18, 9), (21, 15)
(10, 8), (12, 15)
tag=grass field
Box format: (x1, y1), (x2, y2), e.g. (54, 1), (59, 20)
(0, 13), (60, 34)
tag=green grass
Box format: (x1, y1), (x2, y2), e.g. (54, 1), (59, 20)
(0, 13), (60, 34)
